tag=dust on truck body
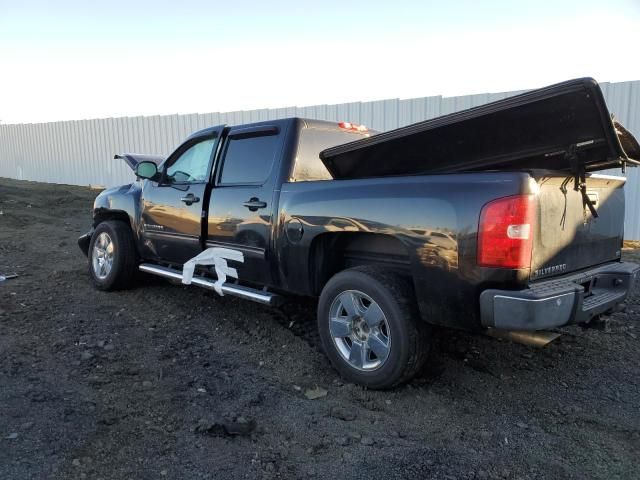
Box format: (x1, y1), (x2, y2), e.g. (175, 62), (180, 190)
(79, 78), (640, 389)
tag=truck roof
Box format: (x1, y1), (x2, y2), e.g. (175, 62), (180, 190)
(187, 118), (357, 141)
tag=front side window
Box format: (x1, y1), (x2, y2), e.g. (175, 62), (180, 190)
(219, 134), (280, 185)
(165, 138), (216, 184)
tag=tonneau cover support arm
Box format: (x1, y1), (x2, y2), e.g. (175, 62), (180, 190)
(566, 144), (599, 218)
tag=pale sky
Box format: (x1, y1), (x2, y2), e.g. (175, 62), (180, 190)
(1, 0), (639, 124)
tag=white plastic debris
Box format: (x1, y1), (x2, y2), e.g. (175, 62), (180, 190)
(182, 247), (244, 296)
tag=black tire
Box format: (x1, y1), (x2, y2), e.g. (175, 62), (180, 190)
(88, 220), (138, 291)
(317, 266), (431, 389)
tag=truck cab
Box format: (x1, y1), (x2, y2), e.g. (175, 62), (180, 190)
(81, 118), (373, 290)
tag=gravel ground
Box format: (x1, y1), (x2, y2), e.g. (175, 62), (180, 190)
(1, 177), (639, 480)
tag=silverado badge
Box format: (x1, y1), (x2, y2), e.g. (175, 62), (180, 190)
(533, 263), (567, 278)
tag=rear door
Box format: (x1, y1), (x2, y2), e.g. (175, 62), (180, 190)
(530, 173), (626, 282)
(139, 131), (221, 264)
(206, 124), (285, 286)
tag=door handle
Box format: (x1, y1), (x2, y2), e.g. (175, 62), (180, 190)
(180, 193), (200, 205)
(243, 197), (267, 211)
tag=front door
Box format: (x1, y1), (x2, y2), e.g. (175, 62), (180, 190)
(140, 135), (219, 265)
(207, 124), (283, 286)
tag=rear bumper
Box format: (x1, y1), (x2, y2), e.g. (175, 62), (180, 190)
(480, 262), (640, 330)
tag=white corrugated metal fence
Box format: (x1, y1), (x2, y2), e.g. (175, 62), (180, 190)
(1, 81), (639, 238)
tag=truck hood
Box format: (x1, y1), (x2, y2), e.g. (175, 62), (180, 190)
(320, 78), (640, 179)
(115, 153), (165, 170)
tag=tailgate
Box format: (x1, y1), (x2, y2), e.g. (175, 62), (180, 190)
(531, 173), (626, 281)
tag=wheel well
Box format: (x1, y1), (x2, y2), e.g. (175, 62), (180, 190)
(309, 232), (411, 295)
(93, 210), (131, 229)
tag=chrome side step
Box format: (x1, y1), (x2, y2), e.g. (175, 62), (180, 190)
(139, 263), (282, 306)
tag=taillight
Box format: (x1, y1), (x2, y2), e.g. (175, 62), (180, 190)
(477, 194), (536, 269)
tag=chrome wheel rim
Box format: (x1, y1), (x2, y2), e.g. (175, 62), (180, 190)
(329, 290), (391, 371)
(91, 232), (114, 280)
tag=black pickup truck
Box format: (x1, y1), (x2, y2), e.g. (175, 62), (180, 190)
(79, 78), (640, 389)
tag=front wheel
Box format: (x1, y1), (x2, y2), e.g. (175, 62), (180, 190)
(317, 266), (431, 389)
(88, 220), (138, 291)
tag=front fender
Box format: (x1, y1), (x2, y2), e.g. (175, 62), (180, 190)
(78, 183), (143, 258)
(92, 183), (141, 232)
(78, 183), (142, 256)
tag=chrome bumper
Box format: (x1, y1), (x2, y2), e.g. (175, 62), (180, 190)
(480, 262), (640, 330)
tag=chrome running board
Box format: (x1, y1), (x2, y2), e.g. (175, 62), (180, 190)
(139, 263), (282, 306)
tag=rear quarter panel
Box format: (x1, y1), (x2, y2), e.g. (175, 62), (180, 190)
(277, 172), (535, 330)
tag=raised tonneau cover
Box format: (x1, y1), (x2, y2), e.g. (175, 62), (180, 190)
(115, 153), (165, 170)
(320, 78), (640, 180)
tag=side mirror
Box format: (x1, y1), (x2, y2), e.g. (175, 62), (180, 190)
(135, 161), (159, 180)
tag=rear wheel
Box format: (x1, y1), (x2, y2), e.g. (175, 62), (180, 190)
(88, 220), (138, 290)
(317, 266), (431, 389)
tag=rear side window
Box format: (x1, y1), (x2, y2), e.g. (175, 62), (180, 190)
(292, 128), (367, 182)
(219, 133), (280, 185)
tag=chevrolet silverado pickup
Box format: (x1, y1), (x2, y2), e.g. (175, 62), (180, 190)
(79, 78), (640, 389)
